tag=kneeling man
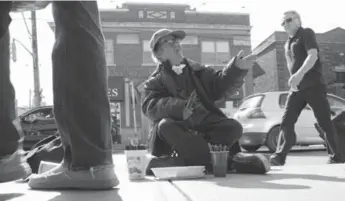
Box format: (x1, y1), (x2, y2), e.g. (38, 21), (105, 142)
(142, 29), (270, 174)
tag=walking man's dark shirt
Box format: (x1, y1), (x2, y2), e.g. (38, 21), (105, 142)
(285, 27), (325, 90)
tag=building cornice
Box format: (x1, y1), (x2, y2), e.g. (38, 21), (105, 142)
(185, 10), (249, 16)
(101, 22), (251, 31)
(48, 22), (251, 36)
(102, 27), (250, 36)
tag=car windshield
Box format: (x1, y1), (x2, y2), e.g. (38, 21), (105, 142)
(238, 95), (263, 110)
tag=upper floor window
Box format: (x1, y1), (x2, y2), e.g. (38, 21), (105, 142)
(116, 34), (139, 44)
(138, 10), (144, 18)
(201, 40), (230, 65)
(142, 40), (155, 65)
(181, 36), (198, 45)
(170, 11), (175, 19)
(105, 39), (115, 65)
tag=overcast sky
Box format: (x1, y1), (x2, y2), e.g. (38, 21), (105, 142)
(9, 0), (345, 106)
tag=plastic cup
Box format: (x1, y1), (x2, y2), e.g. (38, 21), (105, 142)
(124, 149), (148, 180)
(210, 151), (229, 177)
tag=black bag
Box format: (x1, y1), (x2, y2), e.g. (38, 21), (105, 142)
(25, 132), (64, 173)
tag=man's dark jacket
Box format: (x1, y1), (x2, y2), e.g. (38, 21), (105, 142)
(141, 57), (248, 157)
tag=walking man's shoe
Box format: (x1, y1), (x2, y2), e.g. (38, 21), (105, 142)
(270, 154), (286, 166)
(28, 163), (119, 190)
(232, 152), (271, 174)
(0, 150), (32, 183)
(327, 156), (345, 164)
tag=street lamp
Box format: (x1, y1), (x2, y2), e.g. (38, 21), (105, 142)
(11, 38), (34, 62)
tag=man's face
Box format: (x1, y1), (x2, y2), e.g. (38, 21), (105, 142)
(281, 13), (300, 36)
(156, 35), (183, 63)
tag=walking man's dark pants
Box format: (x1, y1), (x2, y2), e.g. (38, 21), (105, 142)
(276, 86), (343, 162)
(0, 1), (113, 169)
(157, 113), (242, 166)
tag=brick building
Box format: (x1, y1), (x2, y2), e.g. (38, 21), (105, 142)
(252, 27), (345, 98)
(49, 2), (256, 145)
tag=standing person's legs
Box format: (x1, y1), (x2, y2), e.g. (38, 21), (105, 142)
(271, 91), (306, 165)
(305, 86), (344, 163)
(0, 2), (32, 183)
(28, 1), (119, 189)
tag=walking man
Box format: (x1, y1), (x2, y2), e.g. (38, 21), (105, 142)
(270, 10), (344, 165)
(0, 1), (119, 189)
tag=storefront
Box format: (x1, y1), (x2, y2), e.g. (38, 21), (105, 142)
(108, 76), (143, 145)
(108, 76), (124, 144)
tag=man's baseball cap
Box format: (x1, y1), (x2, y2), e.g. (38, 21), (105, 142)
(149, 29), (186, 51)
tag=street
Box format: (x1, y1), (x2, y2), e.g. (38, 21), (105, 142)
(256, 145), (329, 166)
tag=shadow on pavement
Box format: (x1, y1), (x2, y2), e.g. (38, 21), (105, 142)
(47, 188), (123, 201)
(0, 193), (24, 200)
(214, 173), (345, 190)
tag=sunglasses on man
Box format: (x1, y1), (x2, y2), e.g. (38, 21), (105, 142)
(281, 17), (293, 26)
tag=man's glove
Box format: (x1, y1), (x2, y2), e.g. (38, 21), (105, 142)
(183, 90), (199, 120)
(182, 90), (210, 127)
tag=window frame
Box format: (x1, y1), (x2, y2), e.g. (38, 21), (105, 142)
(142, 40), (155, 65)
(105, 39), (115, 65)
(201, 40), (230, 65)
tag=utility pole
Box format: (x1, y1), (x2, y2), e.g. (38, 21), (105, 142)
(29, 89), (32, 109)
(31, 11), (41, 107)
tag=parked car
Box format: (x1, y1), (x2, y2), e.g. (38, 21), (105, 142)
(17, 106), (57, 150)
(233, 91), (345, 152)
(17, 105), (122, 150)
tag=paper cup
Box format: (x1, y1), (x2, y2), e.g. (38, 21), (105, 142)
(124, 149), (148, 180)
(210, 151), (229, 177)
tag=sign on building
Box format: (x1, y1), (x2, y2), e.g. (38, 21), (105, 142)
(108, 76), (125, 101)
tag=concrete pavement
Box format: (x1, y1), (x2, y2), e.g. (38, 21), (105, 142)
(1, 149), (344, 201)
(171, 164), (345, 201)
(0, 154), (185, 201)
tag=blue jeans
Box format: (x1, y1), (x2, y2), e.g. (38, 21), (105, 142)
(0, 1), (113, 169)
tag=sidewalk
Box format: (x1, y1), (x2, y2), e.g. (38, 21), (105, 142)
(1, 154), (344, 201)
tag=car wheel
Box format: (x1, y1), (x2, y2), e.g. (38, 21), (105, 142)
(241, 145), (261, 152)
(266, 126), (280, 153)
